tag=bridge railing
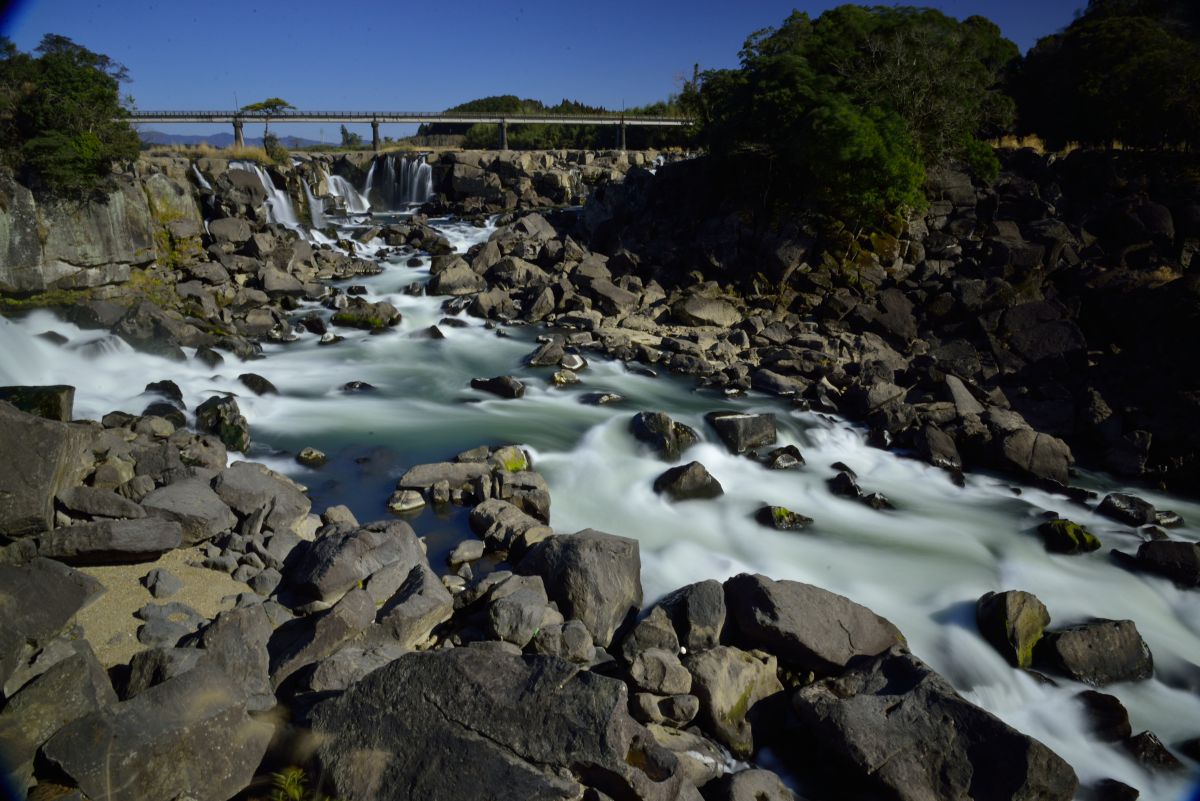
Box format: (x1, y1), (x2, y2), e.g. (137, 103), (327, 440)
(126, 110), (691, 123)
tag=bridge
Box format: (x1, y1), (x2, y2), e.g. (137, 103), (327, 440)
(127, 110), (691, 151)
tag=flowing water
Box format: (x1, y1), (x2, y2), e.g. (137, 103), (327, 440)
(2, 206), (1198, 800)
(363, 153), (432, 209)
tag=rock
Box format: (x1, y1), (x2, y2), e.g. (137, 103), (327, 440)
(471, 375), (525, 399)
(517, 529), (642, 647)
(290, 519), (426, 604)
(55, 486), (145, 520)
(630, 411), (699, 461)
(331, 298), (402, 331)
(1035, 619), (1153, 686)
(1096, 493), (1157, 527)
(376, 563), (454, 649)
(632, 693), (700, 729)
(1123, 731), (1184, 772)
(674, 295), (741, 327)
(211, 461), (311, 535)
(195, 395), (250, 453)
(976, 590), (1050, 668)
(468, 498), (552, 552)
(124, 647), (205, 698)
(754, 506), (813, 531)
(620, 606), (680, 664)
(208, 217), (252, 244)
(305, 640), (410, 693)
(249, 566), (282, 596)
(1037, 518), (1101, 554)
(42, 665), (273, 801)
(1133, 540), (1200, 586)
(142, 567), (183, 598)
(0, 642), (115, 793)
(645, 723), (727, 787)
(449, 538), (486, 565)
(996, 427), (1073, 486)
(0, 401), (91, 537)
(296, 446), (327, 467)
(630, 648), (692, 696)
(684, 645), (782, 757)
(792, 648), (1077, 801)
(36, 518), (182, 565)
(701, 769), (797, 801)
(429, 261), (487, 295)
(237, 372), (277, 395)
(723, 573), (903, 674)
(141, 478), (238, 545)
(760, 445), (805, 470)
(0, 385), (74, 421)
(705, 412), (777, 454)
(486, 577), (561, 648)
(197, 604), (274, 711)
(1076, 690), (1132, 742)
(270, 588), (376, 688)
(308, 648), (697, 801)
(653, 461), (724, 501)
(655, 580), (726, 653)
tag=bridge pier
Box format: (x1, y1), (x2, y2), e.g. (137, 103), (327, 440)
(499, 120), (508, 151)
(371, 120), (380, 152)
(233, 119), (244, 149)
(619, 120), (626, 152)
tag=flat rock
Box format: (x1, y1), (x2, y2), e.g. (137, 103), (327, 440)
(56, 486), (145, 520)
(141, 478), (237, 545)
(1035, 619), (1153, 686)
(36, 518), (182, 565)
(723, 573), (903, 674)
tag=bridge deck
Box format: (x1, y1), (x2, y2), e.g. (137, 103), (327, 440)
(128, 111), (689, 127)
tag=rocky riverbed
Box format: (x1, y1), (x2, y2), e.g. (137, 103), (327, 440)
(0, 148), (1198, 801)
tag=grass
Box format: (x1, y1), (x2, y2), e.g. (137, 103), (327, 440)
(144, 143), (273, 163)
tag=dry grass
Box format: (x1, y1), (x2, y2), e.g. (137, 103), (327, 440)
(144, 143), (272, 162)
(991, 134), (1137, 156)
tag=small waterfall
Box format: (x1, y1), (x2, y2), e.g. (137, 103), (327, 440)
(365, 153), (432, 209)
(230, 161), (301, 230)
(191, 163), (212, 191)
(302, 179), (326, 229)
(326, 173), (371, 214)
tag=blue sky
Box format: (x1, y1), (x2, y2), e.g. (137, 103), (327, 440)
(2, 0), (1086, 140)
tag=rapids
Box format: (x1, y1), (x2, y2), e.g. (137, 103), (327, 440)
(1, 206), (1197, 800)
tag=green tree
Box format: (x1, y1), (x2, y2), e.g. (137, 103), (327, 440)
(240, 97), (295, 137)
(339, 124), (364, 149)
(683, 6), (1018, 223)
(0, 34), (140, 196)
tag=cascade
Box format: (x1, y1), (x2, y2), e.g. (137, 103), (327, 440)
(302, 179), (326, 229)
(191, 163), (212, 191)
(326, 173), (371, 214)
(229, 161), (302, 230)
(364, 153), (432, 209)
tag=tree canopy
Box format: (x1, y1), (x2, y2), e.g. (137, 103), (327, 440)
(0, 34), (140, 196)
(681, 6), (1018, 224)
(1013, 0), (1200, 149)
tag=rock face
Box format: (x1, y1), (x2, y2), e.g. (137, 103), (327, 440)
(308, 649), (699, 801)
(724, 574), (903, 674)
(518, 529), (642, 647)
(0, 401), (91, 537)
(42, 665), (273, 801)
(792, 649), (1078, 801)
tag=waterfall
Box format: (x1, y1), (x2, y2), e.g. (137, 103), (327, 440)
(364, 153), (432, 209)
(326, 173), (371, 214)
(230, 161), (301, 230)
(302, 179), (326, 229)
(191, 163), (212, 191)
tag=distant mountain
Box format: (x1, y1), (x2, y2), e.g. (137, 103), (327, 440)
(137, 130), (324, 148)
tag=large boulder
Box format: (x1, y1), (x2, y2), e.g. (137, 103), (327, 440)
(976, 590), (1050, 668)
(723, 574), (903, 674)
(1034, 619), (1153, 686)
(630, 412), (699, 461)
(517, 530), (642, 647)
(684, 645), (783, 758)
(1133, 540), (1200, 586)
(0, 385), (74, 421)
(374, 562), (454, 648)
(269, 588), (376, 689)
(307, 648), (700, 801)
(195, 395), (250, 453)
(673, 296), (741, 327)
(42, 664), (273, 801)
(705, 412), (777, 455)
(653, 462), (724, 501)
(289, 520), (425, 604)
(211, 461), (311, 535)
(0, 401), (91, 537)
(196, 604), (274, 711)
(36, 518), (182, 565)
(791, 649), (1077, 801)
(141, 478), (237, 545)
(654, 580), (726, 653)
(1096, 493), (1157, 527)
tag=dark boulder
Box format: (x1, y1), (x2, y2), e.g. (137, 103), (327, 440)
(289, 519), (426, 604)
(700, 769), (797, 801)
(36, 518), (182, 565)
(705, 412), (777, 454)
(0, 401), (91, 537)
(723, 573), (903, 674)
(1096, 493), (1157, 527)
(141, 478), (238, 545)
(791, 648), (1078, 801)
(1038, 518), (1101, 554)
(0, 385), (74, 421)
(517, 529), (642, 648)
(1076, 690), (1132, 742)
(976, 590), (1051, 668)
(237, 372), (278, 395)
(471, 375), (526, 399)
(1133, 540), (1200, 586)
(654, 580), (726, 653)
(631, 411), (700, 461)
(1035, 619), (1153, 686)
(653, 462), (724, 501)
(754, 506), (813, 531)
(195, 395), (250, 453)
(211, 461), (311, 535)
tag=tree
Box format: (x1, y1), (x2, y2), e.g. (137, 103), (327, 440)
(683, 6), (1019, 224)
(0, 34), (140, 196)
(339, 124), (364, 149)
(240, 97), (295, 137)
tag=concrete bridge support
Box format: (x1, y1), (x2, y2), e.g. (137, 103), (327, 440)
(371, 120), (380, 152)
(619, 120), (626, 151)
(499, 120), (508, 151)
(233, 119), (244, 149)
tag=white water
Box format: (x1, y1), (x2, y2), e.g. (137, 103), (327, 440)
(301, 180), (326, 230)
(326, 173), (371, 214)
(365, 153), (432, 209)
(2, 205), (1198, 800)
(191, 163), (212, 191)
(230, 161), (302, 231)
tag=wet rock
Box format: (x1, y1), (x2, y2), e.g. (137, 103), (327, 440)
(653, 461), (724, 501)
(1133, 540), (1200, 586)
(684, 645), (782, 757)
(331, 297), (402, 331)
(237, 372), (277, 396)
(36, 518), (182, 565)
(655, 580), (726, 653)
(141, 478), (238, 545)
(792, 648), (1077, 801)
(471, 375), (526, 399)
(195, 395), (250, 453)
(0, 384), (74, 421)
(1123, 731), (1184, 772)
(307, 648), (696, 801)
(976, 590), (1050, 668)
(754, 505), (813, 531)
(1076, 690), (1132, 742)
(723, 573), (903, 674)
(760, 445), (805, 470)
(705, 412), (777, 454)
(42, 665), (272, 801)
(296, 446), (327, 467)
(1081, 779), (1140, 801)
(630, 412), (699, 461)
(517, 529), (642, 648)
(1038, 518), (1101, 554)
(1096, 493), (1157, 526)
(1035, 619), (1153, 686)
(290, 519), (425, 604)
